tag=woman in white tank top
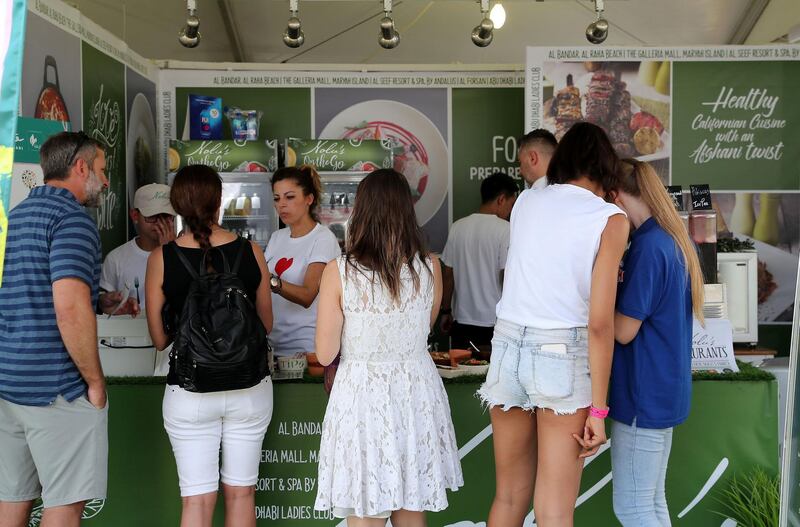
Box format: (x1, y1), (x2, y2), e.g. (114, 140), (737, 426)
(478, 123), (630, 526)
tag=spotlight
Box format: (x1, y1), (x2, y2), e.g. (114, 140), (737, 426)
(489, 2), (506, 30)
(585, 0), (609, 45)
(378, 0), (400, 49)
(283, 0), (305, 47)
(471, 0), (493, 47)
(178, 0), (200, 48)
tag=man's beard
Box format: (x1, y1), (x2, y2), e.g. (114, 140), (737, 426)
(84, 169), (105, 207)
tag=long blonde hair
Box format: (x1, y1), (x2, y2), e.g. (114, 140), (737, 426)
(618, 159), (705, 322)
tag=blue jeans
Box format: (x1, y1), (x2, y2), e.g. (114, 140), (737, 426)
(611, 419), (673, 527)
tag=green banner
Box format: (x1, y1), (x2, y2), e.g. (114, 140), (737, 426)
(81, 42), (125, 257)
(169, 139), (279, 173)
(286, 138), (394, 172)
(65, 379), (778, 527)
(451, 88), (524, 222)
(14, 116), (70, 163)
(673, 61), (800, 190)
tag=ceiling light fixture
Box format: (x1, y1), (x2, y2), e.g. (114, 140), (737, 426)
(283, 0), (305, 48)
(471, 0), (494, 47)
(379, 0), (400, 49)
(585, 0), (609, 45)
(489, 2), (506, 30)
(178, 0), (200, 48)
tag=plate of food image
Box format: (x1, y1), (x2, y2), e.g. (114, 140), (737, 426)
(543, 66), (671, 162)
(126, 93), (157, 206)
(320, 100), (448, 226)
(734, 234), (799, 322)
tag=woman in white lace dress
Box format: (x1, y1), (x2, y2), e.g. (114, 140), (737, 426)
(314, 169), (463, 526)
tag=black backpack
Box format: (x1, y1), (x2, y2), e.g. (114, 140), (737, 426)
(168, 239), (269, 393)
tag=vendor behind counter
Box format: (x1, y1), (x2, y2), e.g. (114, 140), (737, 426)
(98, 184), (176, 316)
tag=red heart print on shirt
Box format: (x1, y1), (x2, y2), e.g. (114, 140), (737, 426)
(275, 257), (294, 277)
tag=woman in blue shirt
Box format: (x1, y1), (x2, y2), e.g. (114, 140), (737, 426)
(609, 159), (705, 526)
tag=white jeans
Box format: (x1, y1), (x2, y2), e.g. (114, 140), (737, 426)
(163, 377), (273, 496)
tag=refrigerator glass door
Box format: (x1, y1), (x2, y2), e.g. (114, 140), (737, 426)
(318, 173), (366, 251)
(169, 172), (276, 248)
(219, 173), (276, 247)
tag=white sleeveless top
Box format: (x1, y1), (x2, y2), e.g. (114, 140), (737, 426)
(495, 183), (625, 329)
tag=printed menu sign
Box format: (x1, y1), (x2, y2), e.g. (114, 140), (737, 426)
(691, 318), (739, 372)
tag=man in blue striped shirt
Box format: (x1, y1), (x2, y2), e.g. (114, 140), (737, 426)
(0, 131), (109, 527)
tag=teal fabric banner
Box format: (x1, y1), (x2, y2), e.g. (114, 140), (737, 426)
(0, 0), (27, 285)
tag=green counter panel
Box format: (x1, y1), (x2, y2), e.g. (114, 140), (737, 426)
(71, 380), (777, 526)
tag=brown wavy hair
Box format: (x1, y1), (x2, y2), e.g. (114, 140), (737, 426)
(547, 121), (620, 193)
(270, 165), (322, 222)
(617, 159), (705, 323)
(346, 169), (430, 303)
(170, 164), (222, 257)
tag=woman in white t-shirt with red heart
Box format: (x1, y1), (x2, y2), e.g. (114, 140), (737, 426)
(265, 165), (341, 357)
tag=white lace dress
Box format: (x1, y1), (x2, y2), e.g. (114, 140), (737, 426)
(314, 256), (463, 518)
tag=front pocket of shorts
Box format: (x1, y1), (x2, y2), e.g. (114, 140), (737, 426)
(533, 350), (576, 399)
(483, 340), (508, 389)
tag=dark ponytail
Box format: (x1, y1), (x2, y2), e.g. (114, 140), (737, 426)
(170, 164), (222, 258)
(271, 164), (322, 222)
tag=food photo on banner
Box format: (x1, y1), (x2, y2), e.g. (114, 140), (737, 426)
(315, 88), (450, 252)
(541, 60), (671, 184)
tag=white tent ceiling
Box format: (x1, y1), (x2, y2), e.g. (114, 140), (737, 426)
(65, 0), (800, 65)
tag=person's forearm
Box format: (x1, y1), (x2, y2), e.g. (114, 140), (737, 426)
(57, 301), (105, 386)
(588, 326), (614, 409)
(276, 281), (317, 308)
(441, 268), (454, 310)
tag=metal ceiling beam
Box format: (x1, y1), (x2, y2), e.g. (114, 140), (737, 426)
(728, 0), (770, 44)
(218, 0), (247, 62)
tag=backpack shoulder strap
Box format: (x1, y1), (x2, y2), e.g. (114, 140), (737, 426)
(232, 237), (248, 274)
(168, 241), (201, 281)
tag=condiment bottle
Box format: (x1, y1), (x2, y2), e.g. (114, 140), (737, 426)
(753, 193), (780, 246)
(730, 193), (755, 236)
(235, 193), (247, 216)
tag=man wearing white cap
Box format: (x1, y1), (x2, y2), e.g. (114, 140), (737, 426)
(99, 183), (176, 315)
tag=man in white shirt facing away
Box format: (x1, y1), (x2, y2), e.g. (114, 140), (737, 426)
(439, 172), (519, 350)
(518, 128), (558, 190)
(99, 184), (176, 316)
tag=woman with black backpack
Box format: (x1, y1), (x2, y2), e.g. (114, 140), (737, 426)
(145, 164), (273, 527)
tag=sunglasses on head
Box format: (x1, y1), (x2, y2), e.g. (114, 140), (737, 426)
(67, 131), (91, 167)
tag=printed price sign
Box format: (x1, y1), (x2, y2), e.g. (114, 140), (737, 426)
(691, 318), (738, 372)
(689, 184), (712, 210)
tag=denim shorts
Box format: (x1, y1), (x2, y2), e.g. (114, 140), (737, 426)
(477, 319), (591, 414)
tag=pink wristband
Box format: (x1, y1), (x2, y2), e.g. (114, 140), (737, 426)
(590, 406), (609, 419)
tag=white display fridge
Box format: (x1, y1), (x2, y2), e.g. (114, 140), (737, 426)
(284, 138), (395, 251)
(167, 171), (278, 248)
(318, 171), (368, 251)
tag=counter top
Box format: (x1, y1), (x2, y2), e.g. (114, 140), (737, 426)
(107, 360), (773, 385)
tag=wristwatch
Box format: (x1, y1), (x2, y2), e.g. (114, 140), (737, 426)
(270, 274), (282, 292)
(440, 307), (452, 315)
